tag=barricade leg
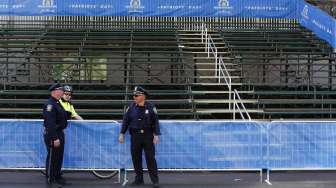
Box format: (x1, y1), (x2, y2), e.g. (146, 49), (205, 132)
(265, 169), (272, 185)
(122, 169), (129, 186)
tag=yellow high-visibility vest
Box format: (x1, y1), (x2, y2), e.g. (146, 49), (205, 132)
(59, 99), (78, 118)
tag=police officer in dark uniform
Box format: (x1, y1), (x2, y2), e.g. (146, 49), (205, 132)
(119, 86), (161, 188)
(43, 83), (68, 187)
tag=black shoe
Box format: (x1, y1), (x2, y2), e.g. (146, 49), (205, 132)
(46, 180), (62, 188)
(53, 183), (64, 188)
(153, 183), (160, 188)
(46, 177), (54, 185)
(55, 177), (67, 186)
(130, 180), (144, 186)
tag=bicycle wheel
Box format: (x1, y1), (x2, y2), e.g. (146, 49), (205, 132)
(92, 170), (118, 179)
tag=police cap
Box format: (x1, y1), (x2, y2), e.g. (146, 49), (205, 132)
(48, 83), (64, 92)
(133, 86), (148, 96)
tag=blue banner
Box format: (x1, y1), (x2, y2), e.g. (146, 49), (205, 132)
(267, 121), (336, 169)
(63, 121), (123, 169)
(298, 0), (336, 49)
(0, 120), (265, 169)
(0, 1), (335, 48)
(0, 0), (297, 18)
(1, 120), (336, 170)
(0, 120), (44, 168)
(126, 121), (265, 169)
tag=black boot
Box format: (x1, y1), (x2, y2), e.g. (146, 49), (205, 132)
(55, 176), (67, 186)
(46, 179), (62, 188)
(46, 177), (54, 185)
(130, 179), (144, 186)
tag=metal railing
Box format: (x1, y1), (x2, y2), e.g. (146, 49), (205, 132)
(0, 16), (298, 31)
(218, 56), (232, 110)
(201, 23), (207, 44)
(233, 89), (251, 121)
(202, 23), (219, 79)
(207, 35), (218, 76)
(201, 23), (251, 120)
(202, 23), (232, 110)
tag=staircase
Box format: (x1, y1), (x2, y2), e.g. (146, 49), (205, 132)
(177, 30), (259, 119)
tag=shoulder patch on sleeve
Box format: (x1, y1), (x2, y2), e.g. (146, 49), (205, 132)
(47, 104), (53, 112)
(153, 107), (158, 114)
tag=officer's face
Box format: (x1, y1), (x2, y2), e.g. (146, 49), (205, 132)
(62, 92), (72, 101)
(52, 89), (64, 100)
(133, 94), (145, 104)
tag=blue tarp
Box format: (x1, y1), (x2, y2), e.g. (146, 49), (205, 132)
(0, 1), (335, 50)
(297, 0), (336, 49)
(0, 120), (265, 169)
(267, 121), (336, 169)
(0, 0), (297, 18)
(1, 120), (336, 170)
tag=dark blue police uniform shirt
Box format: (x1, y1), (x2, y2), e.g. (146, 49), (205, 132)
(43, 96), (68, 140)
(121, 101), (161, 135)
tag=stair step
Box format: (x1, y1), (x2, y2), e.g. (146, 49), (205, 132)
(192, 82), (244, 86)
(178, 39), (209, 42)
(195, 62), (237, 66)
(195, 68), (238, 72)
(193, 57), (234, 60)
(179, 37), (223, 41)
(194, 99), (257, 104)
(184, 51), (231, 54)
(180, 42), (227, 45)
(196, 76), (242, 79)
(196, 109), (262, 114)
(178, 33), (221, 36)
(192, 90), (255, 94)
(183, 46), (228, 49)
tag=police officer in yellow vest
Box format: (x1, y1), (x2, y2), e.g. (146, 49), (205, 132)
(59, 85), (83, 120)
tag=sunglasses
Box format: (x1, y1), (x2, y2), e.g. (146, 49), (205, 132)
(64, 93), (72, 96)
(133, 94), (143, 97)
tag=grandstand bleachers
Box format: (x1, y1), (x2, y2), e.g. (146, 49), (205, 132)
(0, 18), (335, 120)
(218, 25), (335, 119)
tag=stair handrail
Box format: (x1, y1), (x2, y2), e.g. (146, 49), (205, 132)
(207, 35), (219, 74)
(233, 89), (251, 121)
(218, 56), (232, 110)
(202, 24), (231, 110)
(201, 23), (251, 120)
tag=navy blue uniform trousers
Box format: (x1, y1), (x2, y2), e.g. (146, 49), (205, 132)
(130, 129), (159, 184)
(44, 131), (64, 181)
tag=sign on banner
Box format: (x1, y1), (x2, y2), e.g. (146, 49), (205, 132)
(0, 0), (297, 18)
(298, 0), (336, 48)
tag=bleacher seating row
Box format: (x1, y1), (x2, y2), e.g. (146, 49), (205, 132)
(0, 19), (335, 120)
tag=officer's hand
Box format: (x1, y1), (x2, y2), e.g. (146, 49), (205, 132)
(119, 134), (125, 144)
(153, 135), (159, 145)
(53, 139), (61, 148)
